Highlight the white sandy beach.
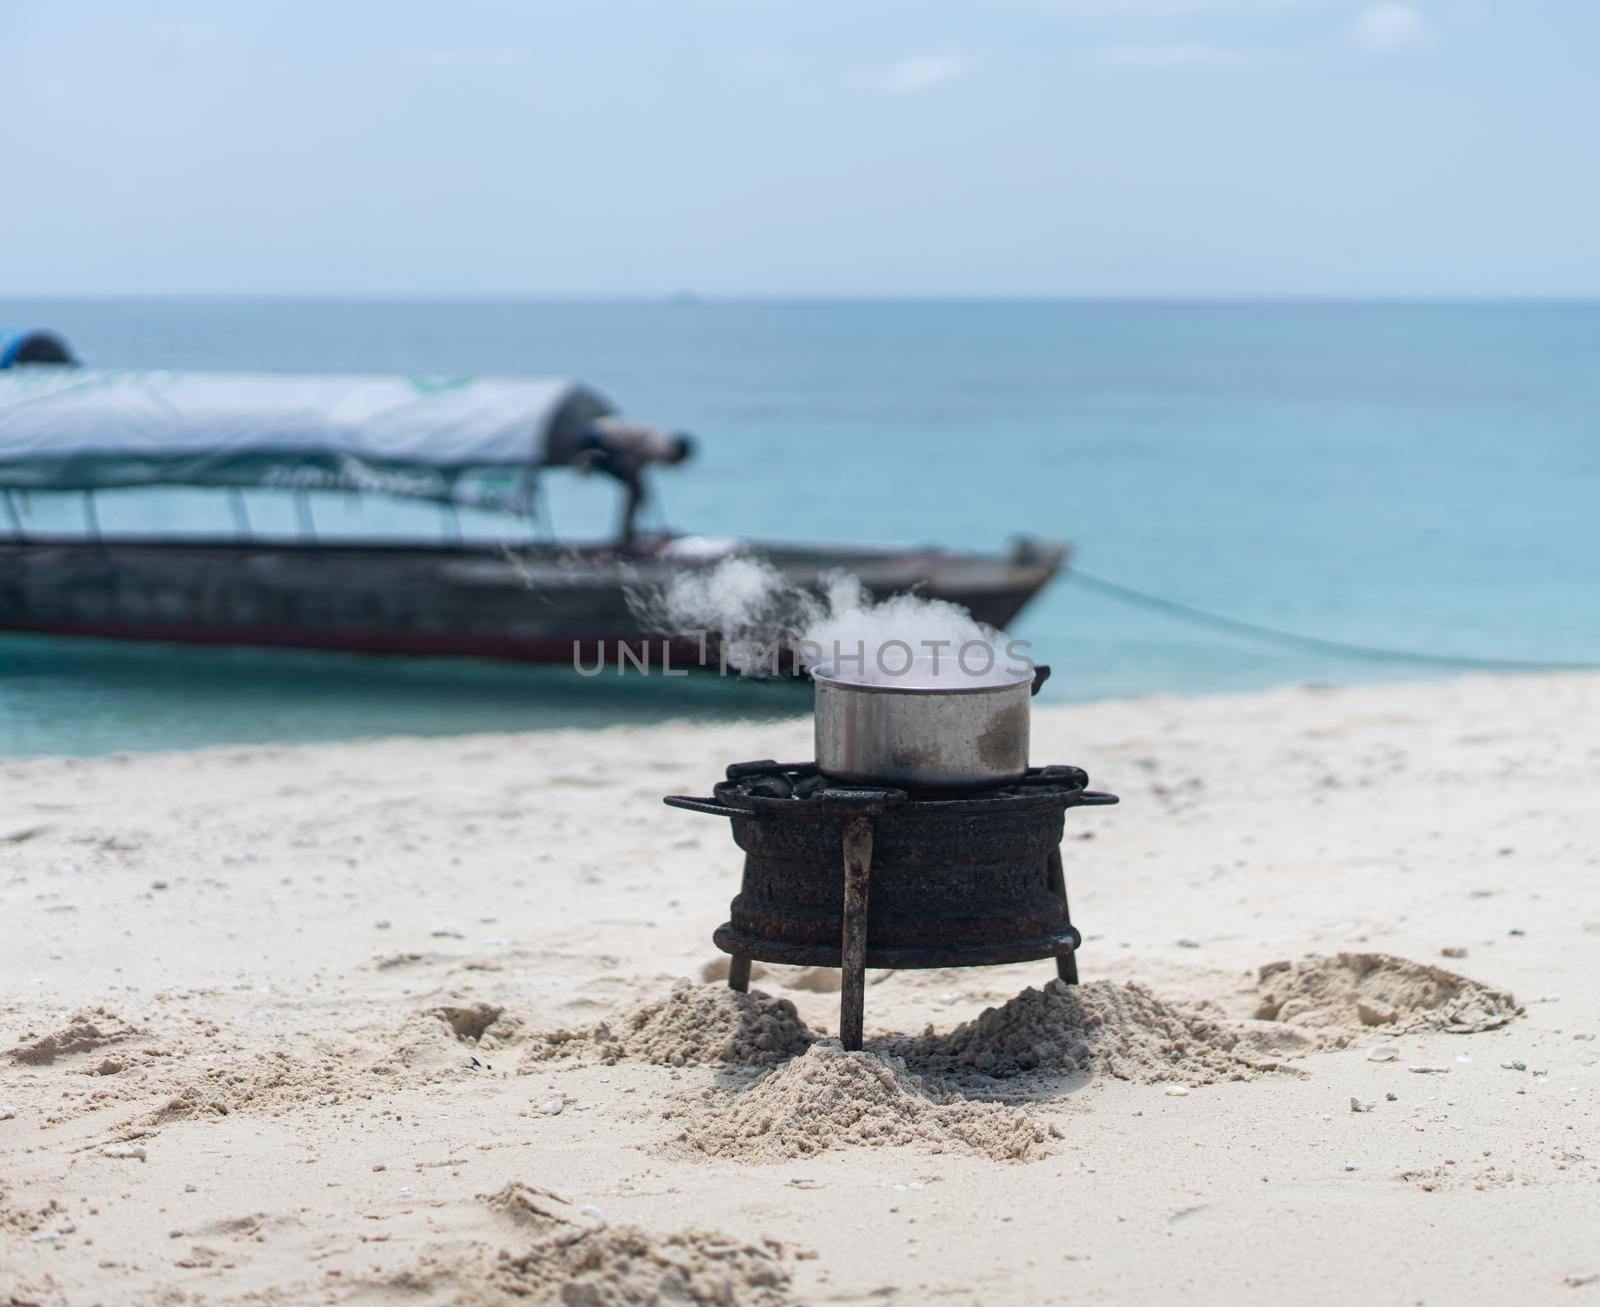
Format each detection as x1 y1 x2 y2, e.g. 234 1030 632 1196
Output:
3 671 1599 1305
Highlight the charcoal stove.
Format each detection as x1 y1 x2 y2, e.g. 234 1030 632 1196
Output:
664 760 1117 1049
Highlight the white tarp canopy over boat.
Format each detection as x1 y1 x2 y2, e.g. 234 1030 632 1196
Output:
0 367 614 509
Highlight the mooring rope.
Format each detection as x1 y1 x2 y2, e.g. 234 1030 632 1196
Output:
1065 567 1600 672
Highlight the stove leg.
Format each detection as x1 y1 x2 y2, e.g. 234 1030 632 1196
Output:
1046 845 1079 986
839 815 874 1052
727 955 751 994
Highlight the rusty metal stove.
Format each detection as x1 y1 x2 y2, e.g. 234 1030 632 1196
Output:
664 760 1118 1050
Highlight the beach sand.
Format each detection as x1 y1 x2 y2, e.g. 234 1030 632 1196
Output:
3 671 1598 1304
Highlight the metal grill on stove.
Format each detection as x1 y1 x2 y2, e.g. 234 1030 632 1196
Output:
665 761 1118 1049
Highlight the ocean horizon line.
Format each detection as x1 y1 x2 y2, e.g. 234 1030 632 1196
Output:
6 292 1600 308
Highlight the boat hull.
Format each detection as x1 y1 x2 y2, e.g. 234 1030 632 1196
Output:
0 536 1066 667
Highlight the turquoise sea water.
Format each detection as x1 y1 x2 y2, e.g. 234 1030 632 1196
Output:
2 298 1597 756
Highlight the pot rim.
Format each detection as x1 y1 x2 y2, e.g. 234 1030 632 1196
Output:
810 662 1034 696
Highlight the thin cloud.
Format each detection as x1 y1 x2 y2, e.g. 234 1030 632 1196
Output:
397 49 527 70
1096 42 1294 67
1350 4 1435 52
854 54 975 95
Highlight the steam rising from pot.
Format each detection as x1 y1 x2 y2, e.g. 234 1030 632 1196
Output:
630 556 1031 685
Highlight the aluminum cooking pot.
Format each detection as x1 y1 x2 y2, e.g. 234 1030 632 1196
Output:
813 660 1051 789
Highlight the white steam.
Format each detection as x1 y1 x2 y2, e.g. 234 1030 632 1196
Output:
631 555 1026 686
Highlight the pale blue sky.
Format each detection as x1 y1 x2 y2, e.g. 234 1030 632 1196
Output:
5 1 1595 296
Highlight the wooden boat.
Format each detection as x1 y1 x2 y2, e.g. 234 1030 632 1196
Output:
0 361 1065 667
0 533 1064 665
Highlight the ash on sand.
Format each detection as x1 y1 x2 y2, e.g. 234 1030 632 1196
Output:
668 1039 1060 1163
879 979 1293 1086
1252 953 1521 1041
474 1183 791 1306
523 980 815 1069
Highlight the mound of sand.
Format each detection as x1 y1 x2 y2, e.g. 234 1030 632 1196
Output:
8 1007 140 1067
525 980 815 1069
881 979 1283 1085
431 1001 522 1046
1252 953 1520 1038
481 1183 791 1305
145 1044 393 1122
669 1039 1059 1163
354 1001 528 1080
10 1001 509 1129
